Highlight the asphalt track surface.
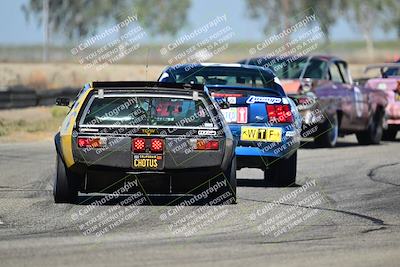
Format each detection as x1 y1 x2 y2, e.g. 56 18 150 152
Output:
0 135 399 267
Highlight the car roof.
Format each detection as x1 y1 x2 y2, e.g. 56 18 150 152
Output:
166 63 276 74
241 54 344 64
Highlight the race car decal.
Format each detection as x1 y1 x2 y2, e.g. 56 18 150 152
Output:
198 130 217 136
246 95 282 104
227 97 236 104
141 128 158 136
354 86 364 118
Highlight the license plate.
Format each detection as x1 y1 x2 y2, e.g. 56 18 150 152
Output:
240 127 282 142
133 154 163 169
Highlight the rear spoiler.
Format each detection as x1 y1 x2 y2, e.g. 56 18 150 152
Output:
90 81 206 92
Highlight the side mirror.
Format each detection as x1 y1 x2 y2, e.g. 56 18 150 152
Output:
56 97 70 106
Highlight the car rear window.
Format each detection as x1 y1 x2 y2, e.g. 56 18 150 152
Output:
209 88 280 97
163 67 274 88
80 95 215 128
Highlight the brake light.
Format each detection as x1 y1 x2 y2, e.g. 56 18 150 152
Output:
150 138 163 152
194 139 219 150
132 138 146 152
77 137 105 148
267 105 293 123
211 93 243 98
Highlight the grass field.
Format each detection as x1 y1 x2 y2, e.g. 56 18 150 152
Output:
0 106 69 142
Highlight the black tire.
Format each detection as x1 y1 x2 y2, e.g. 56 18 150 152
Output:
314 113 338 148
382 128 397 141
222 157 237 204
210 158 236 205
53 154 78 203
264 152 297 186
356 109 384 145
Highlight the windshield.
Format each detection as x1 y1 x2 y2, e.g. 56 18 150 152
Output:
248 58 327 79
384 67 400 77
161 67 274 88
81 95 214 128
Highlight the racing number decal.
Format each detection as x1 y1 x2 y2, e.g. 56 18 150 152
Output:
237 107 248 123
354 86 363 118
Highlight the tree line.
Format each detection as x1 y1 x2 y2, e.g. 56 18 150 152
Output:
23 0 399 58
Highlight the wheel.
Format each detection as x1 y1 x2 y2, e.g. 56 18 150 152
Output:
356 109 384 145
222 157 237 204
210 157 236 204
314 113 338 148
264 152 297 186
382 128 397 141
53 154 78 203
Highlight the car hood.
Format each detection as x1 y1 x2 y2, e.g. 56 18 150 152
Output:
280 79 301 94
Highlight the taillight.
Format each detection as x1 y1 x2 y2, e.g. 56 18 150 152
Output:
194 139 219 150
211 93 243 98
77 137 105 148
150 138 163 152
132 138 146 153
267 105 293 123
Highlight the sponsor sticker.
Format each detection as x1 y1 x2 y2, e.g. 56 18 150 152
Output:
246 95 282 104
227 97 236 104
198 130 217 136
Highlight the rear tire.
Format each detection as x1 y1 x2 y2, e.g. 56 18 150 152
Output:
223 157 237 204
210 157 236 205
382 128 397 141
53 154 78 203
314 113 338 148
264 152 297 186
356 109 384 145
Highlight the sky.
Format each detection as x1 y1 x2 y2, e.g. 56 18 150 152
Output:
0 0 397 45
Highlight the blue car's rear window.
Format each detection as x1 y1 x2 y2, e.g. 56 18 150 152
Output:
81 96 214 127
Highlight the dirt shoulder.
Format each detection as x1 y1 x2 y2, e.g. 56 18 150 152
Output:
0 106 68 143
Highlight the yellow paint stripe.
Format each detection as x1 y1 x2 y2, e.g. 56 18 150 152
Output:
60 88 93 167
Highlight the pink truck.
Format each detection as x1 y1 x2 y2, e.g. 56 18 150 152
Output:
364 62 400 140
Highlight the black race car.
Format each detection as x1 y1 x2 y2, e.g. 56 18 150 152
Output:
54 81 236 204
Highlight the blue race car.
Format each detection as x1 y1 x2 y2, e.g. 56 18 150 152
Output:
158 63 301 185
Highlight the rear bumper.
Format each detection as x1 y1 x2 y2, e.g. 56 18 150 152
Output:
80 166 224 194
235 139 299 158
236 135 300 158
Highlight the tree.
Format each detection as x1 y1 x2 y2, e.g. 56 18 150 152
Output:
340 0 399 58
245 0 340 43
22 0 191 40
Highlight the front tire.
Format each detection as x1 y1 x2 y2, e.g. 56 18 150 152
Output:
356 109 384 145
264 152 297 186
53 154 78 203
382 127 397 141
314 113 338 148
